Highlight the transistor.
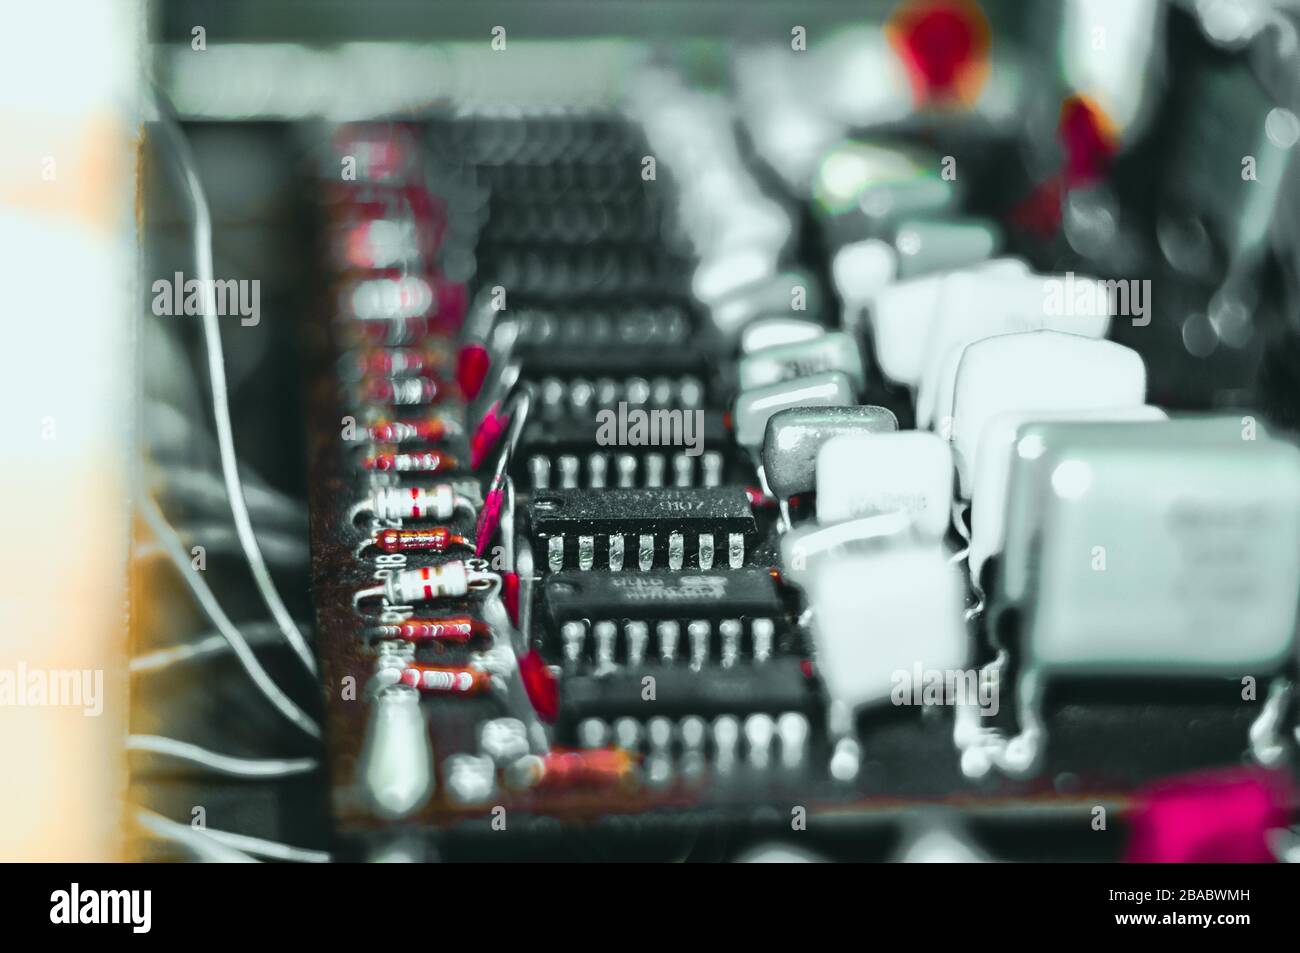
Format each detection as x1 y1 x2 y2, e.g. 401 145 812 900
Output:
528 487 757 571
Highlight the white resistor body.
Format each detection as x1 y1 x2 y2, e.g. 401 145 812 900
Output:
353 484 456 522
385 562 470 603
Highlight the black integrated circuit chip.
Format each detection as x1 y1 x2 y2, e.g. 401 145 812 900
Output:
545 568 782 623
528 487 757 571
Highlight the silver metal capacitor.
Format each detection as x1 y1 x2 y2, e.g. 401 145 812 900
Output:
761 404 898 501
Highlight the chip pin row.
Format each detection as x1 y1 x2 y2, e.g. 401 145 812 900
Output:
558 617 775 671
535 374 705 418
516 308 690 349
528 451 723 491
575 712 810 772
545 530 744 571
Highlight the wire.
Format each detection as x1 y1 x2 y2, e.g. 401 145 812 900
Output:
130 620 295 673
136 809 331 863
150 461 308 528
140 495 321 738
135 809 259 863
196 826 331 863
127 735 319 779
149 86 317 676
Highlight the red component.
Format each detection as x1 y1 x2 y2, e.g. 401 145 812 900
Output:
400 665 491 695
363 451 455 473
799 659 815 680
888 0 991 106
356 346 449 379
371 616 484 644
469 403 510 471
367 417 450 444
1059 94 1117 188
370 526 469 554
456 343 491 400
501 571 520 626
537 747 637 788
473 485 505 558
1124 769 1293 863
517 649 559 723
1009 95 1118 238
744 486 778 509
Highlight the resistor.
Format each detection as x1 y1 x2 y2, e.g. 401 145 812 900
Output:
353 558 497 606
399 665 491 695
366 616 487 644
363 450 455 473
364 377 440 406
348 484 475 523
367 416 455 444
512 747 637 789
350 347 451 379
362 526 470 555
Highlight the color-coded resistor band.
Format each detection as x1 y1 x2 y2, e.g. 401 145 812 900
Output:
366 616 487 643
363 450 456 473
399 665 491 695
364 526 470 555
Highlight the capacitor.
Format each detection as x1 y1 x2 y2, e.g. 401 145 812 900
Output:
353 559 498 606
991 418 1300 775
709 269 822 342
356 686 435 819
809 539 967 713
363 450 456 473
870 258 1027 386
761 405 898 501
947 331 1147 495
348 484 476 523
733 370 854 451
968 405 1166 584
738 331 867 394
816 432 954 539
915 272 1112 429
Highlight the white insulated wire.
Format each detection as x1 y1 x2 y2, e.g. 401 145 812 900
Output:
150 87 317 676
130 620 293 673
126 734 318 778
136 810 331 863
140 496 321 738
